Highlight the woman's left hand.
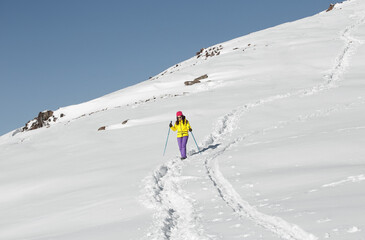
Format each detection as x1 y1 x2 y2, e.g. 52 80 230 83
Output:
189 128 192 132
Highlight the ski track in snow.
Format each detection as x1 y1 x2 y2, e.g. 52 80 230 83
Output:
141 158 210 240
141 8 365 240
305 9 365 95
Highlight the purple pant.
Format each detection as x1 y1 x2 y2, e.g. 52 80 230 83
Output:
177 136 188 158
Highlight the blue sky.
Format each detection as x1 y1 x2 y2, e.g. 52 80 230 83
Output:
0 0 339 136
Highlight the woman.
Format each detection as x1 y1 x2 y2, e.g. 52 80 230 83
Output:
169 111 192 159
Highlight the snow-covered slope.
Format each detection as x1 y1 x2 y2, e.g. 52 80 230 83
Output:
1 1 365 239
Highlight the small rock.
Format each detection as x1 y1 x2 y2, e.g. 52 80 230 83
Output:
195 74 208 81
326 3 335 12
98 126 106 131
196 48 205 56
185 79 200 86
122 119 129 124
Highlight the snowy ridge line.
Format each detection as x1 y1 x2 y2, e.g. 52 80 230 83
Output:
141 158 210 240
57 8 365 131
13 6 363 137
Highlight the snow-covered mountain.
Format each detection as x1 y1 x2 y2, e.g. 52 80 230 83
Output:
1 1 365 239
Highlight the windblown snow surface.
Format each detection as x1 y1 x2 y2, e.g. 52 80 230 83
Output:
1 1 365 239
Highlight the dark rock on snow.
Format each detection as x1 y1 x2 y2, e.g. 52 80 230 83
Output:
326 4 335 12
98 126 106 131
23 110 54 131
184 74 208 86
22 111 66 132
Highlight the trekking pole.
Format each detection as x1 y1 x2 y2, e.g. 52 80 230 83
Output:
191 131 201 154
163 121 172 156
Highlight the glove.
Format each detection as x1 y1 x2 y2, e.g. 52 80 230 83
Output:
169 122 173 128
189 128 192 132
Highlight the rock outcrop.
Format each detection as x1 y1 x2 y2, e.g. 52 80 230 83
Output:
196 45 223 59
22 110 64 131
326 4 335 12
184 74 208 86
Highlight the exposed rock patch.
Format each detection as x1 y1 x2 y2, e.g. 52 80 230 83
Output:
196 45 223 59
22 110 66 132
195 74 208 81
98 126 106 131
23 110 56 131
184 74 208 86
326 3 335 12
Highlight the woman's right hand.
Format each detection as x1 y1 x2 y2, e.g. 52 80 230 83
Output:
169 122 173 127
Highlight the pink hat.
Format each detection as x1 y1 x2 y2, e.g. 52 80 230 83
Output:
176 111 183 117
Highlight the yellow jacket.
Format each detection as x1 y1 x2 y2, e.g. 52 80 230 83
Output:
171 120 191 138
